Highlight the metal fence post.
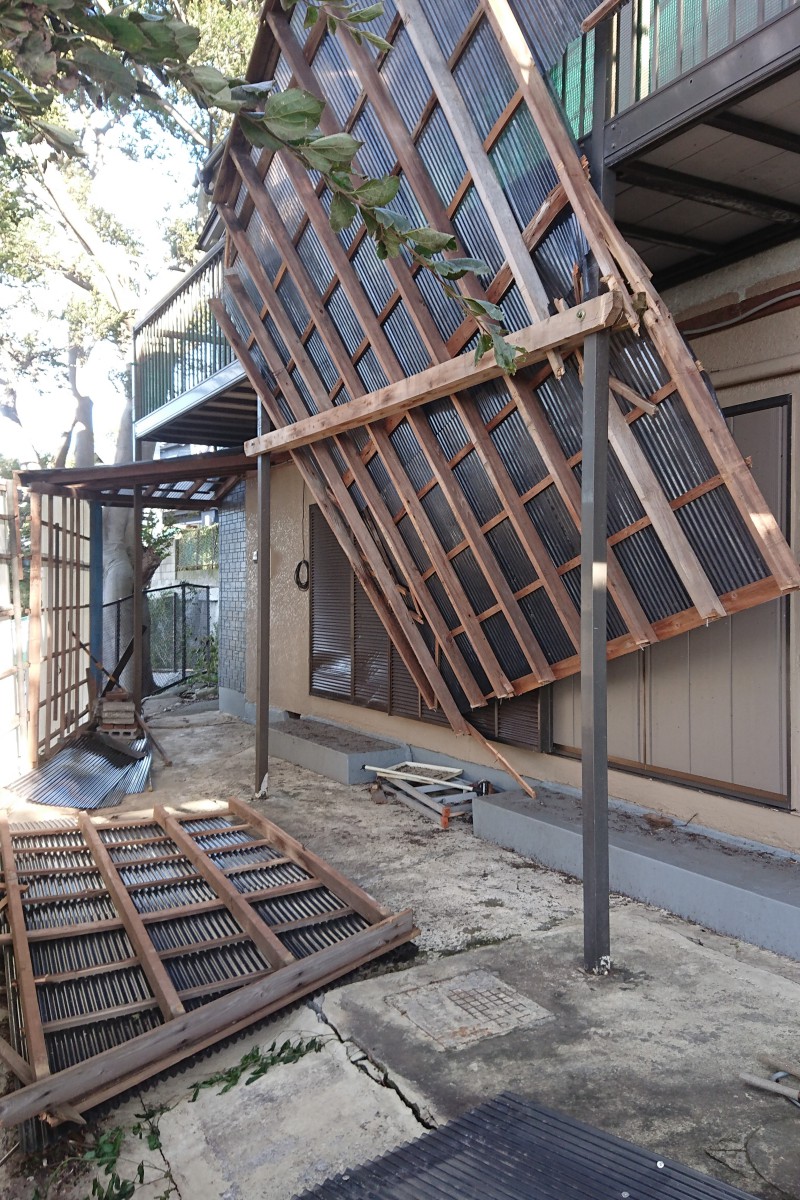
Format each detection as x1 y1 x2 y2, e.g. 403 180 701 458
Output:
581 15 614 973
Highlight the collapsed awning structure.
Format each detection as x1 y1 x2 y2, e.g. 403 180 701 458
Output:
0 798 415 1138
208 0 800 766
15 451 258 767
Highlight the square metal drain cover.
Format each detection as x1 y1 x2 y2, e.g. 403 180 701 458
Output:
386 969 551 1050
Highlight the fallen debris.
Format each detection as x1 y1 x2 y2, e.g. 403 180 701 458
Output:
0 797 416 1138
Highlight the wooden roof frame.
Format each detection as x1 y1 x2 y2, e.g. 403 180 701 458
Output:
206 0 798 759
16 450 259 511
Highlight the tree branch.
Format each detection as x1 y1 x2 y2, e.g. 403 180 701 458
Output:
37 164 135 314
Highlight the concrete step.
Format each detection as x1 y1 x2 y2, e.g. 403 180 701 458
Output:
474 786 800 960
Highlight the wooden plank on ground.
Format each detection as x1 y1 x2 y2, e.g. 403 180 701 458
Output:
0 822 50 1079
0 910 416 1127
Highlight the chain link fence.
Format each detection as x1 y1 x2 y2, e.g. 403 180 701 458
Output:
103 582 212 695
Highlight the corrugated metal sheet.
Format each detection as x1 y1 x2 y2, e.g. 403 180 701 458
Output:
7 736 152 810
296 1092 757 1199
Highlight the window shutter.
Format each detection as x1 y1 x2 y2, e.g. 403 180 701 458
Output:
354 581 389 710
310 506 353 699
496 689 553 753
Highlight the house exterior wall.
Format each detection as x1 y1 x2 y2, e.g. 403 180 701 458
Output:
262 242 800 855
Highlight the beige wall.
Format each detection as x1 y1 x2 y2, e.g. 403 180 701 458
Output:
259 248 800 855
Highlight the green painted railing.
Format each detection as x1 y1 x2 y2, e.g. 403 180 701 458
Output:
133 241 233 421
549 0 796 139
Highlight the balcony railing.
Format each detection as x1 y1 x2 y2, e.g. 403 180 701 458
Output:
133 241 234 422
548 0 796 139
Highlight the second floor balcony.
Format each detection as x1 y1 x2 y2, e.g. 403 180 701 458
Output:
133 241 257 448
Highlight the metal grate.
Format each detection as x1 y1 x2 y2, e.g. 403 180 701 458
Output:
296 1092 758 1199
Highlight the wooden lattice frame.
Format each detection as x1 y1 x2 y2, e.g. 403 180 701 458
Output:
0 798 415 1128
209 0 799 757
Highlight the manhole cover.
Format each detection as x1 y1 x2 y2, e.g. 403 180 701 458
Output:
386 969 551 1050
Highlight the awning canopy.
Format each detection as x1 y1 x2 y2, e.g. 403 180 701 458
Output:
16 450 259 511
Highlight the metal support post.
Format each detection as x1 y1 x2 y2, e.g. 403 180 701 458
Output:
132 486 143 709
255 403 271 796
89 502 104 699
581 16 614 972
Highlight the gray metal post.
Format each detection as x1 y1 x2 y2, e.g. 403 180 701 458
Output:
132 486 143 709
255 403 271 796
89 501 104 697
581 16 614 972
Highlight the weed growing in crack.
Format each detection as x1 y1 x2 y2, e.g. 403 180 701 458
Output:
188 1035 326 1101
28 1037 325 1199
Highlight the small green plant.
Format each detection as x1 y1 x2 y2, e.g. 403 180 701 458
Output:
190 627 219 688
28 1036 325 1199
188 1035 325 1102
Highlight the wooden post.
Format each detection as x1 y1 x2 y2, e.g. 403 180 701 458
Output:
256 401 270 797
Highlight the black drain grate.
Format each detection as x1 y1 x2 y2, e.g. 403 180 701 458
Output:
295 1093 756 1200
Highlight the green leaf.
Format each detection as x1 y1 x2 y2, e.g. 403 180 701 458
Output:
355 175 400 207
308 131 362 166
350 2 385 22
473 333 493 364
362 30 393 52
304 5 319 27
372 206 414 235
330 192 357 233
32 120 86 156
407 227 456 253
262 87 324 142
239 114 284 150
463 296 505 323
71 44 139 98
190 64 234 96
427 255 487 280
491 331 522 373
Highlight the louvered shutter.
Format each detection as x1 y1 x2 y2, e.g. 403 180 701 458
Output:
310 506 353 699
354 581 389 710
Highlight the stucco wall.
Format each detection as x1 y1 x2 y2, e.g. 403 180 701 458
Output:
259 245 800 854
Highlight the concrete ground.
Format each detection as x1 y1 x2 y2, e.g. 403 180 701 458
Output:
2 709 800 1200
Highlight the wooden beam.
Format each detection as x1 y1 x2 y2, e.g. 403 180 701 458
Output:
78 814 186 1021
222 209 514 703
211 285 469 720
0 1035 86 1127
406 410 555 683
0 823 50 1079
154 808 295 968
450 394 582 650
244 294 621 457
607 397 726 620
512 384 656 645
0 911 417 1128
387 0 565 377
581 0 628 32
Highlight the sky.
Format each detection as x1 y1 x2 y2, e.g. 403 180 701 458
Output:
1 119 200 468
